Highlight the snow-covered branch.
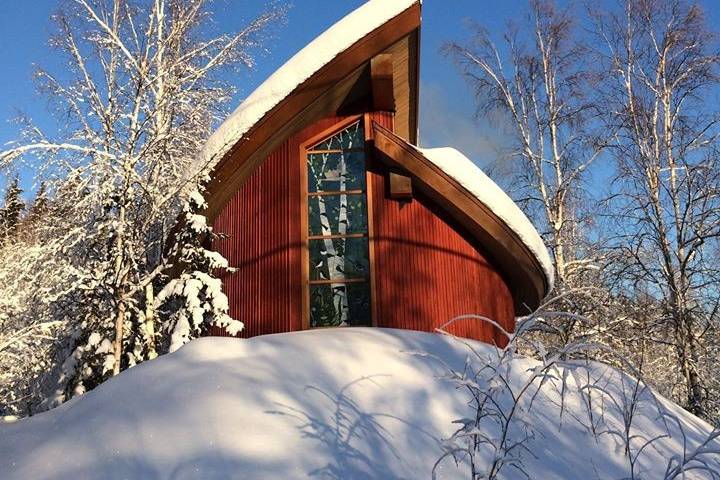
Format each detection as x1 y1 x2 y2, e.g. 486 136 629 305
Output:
0 0 286 416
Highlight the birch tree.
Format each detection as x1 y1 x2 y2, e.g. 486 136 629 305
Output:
0 0 285 414
309 153 349 324
308 123 365 325
594 0 720 418
444 0 607 330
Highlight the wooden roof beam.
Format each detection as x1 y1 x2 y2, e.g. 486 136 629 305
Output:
371 53 395 112
204 3 421 221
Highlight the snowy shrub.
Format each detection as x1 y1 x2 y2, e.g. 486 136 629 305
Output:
433 311 720 480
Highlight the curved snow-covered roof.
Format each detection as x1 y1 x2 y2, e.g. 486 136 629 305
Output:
417 147 555 293
371 122 552 309
199 0 553 308
200 0 419 171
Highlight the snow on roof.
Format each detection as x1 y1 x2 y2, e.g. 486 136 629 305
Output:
1 328 715 479
199 0 419 169
417 146 555 292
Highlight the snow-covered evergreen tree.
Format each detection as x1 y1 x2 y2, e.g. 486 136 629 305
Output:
25 182 48 225
0 176 25 241
156 178 243 353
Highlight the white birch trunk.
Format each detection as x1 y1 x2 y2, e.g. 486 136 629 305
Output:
314 149 349 325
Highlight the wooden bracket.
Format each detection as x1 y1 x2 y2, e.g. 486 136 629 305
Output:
371 53 395 112
388 171 413 200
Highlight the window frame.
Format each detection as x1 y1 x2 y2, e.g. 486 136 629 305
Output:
299 114 378 329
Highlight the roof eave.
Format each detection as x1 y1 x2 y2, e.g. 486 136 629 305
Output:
371 121 549 312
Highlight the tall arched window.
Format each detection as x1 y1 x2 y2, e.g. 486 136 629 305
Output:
305 120 372 327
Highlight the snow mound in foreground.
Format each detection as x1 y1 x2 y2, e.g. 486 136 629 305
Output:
0 328 716 479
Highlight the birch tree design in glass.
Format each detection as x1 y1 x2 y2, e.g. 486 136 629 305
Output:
307 121 371 327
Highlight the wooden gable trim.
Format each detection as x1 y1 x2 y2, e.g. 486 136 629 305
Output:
371 121 548 312
204 3 422 222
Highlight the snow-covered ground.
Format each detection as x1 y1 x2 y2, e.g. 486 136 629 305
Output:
1 328 717 479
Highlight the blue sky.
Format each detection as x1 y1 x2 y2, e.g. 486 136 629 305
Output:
0 0 529 196
1 0 719 197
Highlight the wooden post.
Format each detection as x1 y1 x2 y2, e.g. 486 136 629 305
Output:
388 171 413 200
371 54 395 112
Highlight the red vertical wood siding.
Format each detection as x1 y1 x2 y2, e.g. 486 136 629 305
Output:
212 112 515 345
211 117 345 338
368 111 515 346
212 141 301 337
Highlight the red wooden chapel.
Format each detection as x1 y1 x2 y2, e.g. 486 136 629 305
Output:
199 0 553 344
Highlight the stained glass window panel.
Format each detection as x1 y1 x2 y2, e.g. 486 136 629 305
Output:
309 237 370 281
307 151 366 193
346 283 372 326
310 283 372 328
308 194 367 236
310 284 341 327
311 121 364 151
306 120 372 329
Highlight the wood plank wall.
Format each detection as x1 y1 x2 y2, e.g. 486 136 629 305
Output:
211 117 343 338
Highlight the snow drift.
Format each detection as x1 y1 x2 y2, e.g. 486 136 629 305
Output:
0 328 716 479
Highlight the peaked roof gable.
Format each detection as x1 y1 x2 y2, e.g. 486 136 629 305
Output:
198 0 554 309
201 0 421 220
